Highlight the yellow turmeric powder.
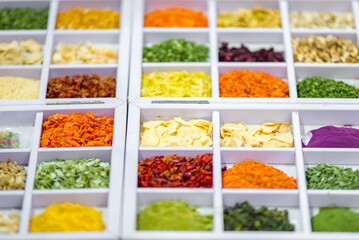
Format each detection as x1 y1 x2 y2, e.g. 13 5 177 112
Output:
29 202 106 232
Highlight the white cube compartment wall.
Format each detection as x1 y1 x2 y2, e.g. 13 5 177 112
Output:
124 103 359 240
0 103 127 240
129 0 359 104
0 0 131 105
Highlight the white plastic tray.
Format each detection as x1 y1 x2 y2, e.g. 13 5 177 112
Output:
124 102 359 240
0 0 132 105
0 103 127 240
129 0 359 105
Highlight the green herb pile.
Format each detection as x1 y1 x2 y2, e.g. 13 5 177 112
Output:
297 76 359 98
0 8 48 30
34 158 110 189
312 207 359 232
224 201 295 231
142 39 209 62
306 164 359 190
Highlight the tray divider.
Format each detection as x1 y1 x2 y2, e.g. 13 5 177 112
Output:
129 0 145 102
19 112 43 234
117 0 132 102
38 0 58 103
280 0 297 99
209 0 219 100
212 111 223 233
123 104 141 237
291 111 311 233
106 105 127 236
352 0 359 42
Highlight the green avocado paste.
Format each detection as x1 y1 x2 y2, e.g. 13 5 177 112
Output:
137 200 213 230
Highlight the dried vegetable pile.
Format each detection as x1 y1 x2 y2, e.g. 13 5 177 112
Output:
219 70 289 98
140 117 213 147
217 7 281 28
34 158 110 189
306 164 359 190
297 77 359 98
290 11 354 29
0 131 20 149
220 122 294 147
143 39 209 62
224 202 294 231
144 7 208 27
137 200 212 230
56 8 120 29
47 74 116 98
219 43 284 62
222 160 297 189
0 159 26 190
0 39 43 65
40 112 114 148
0 8 48 30
0 210 20 233
29 203 105 232
52 42 118 64
141 71 211 97
0 77 40 100
292 35 359 63
312 207 359 232
138 154 213 188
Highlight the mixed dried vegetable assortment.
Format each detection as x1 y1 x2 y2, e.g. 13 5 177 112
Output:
143 39 209 62
40 112 114 148
297 77 359 98
222 160 297 189
46 74 116 98
144 7 208 27
34 158 110 189
219 70 289 98
0 159 26 190
138 154 213 188
0 131 20 149
56 8 120 29
219 42 284 62
224 202 294 231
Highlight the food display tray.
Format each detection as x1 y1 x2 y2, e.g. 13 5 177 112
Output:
0 0 132 106
129 0 359 105
123 102 359 240
1 103 127 240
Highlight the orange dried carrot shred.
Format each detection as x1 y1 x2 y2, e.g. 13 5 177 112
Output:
144 7 208 27
219 70 289 98
40 112 114 148
222 160 297 189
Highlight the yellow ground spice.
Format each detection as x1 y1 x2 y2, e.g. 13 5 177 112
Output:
29 202 105 232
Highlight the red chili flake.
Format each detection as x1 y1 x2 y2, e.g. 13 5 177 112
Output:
138 154 213 188
46 74 116 98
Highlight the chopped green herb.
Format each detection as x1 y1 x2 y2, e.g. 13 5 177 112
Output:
306 164 359 190
224 201 294 231
34 158 110 189
0 8 48 30
297 76 359 98
143 39 209 62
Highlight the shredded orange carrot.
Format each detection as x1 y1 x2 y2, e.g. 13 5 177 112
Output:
144 7 208 27
222 160 297 189
219 70 289 98
40 112 114 148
